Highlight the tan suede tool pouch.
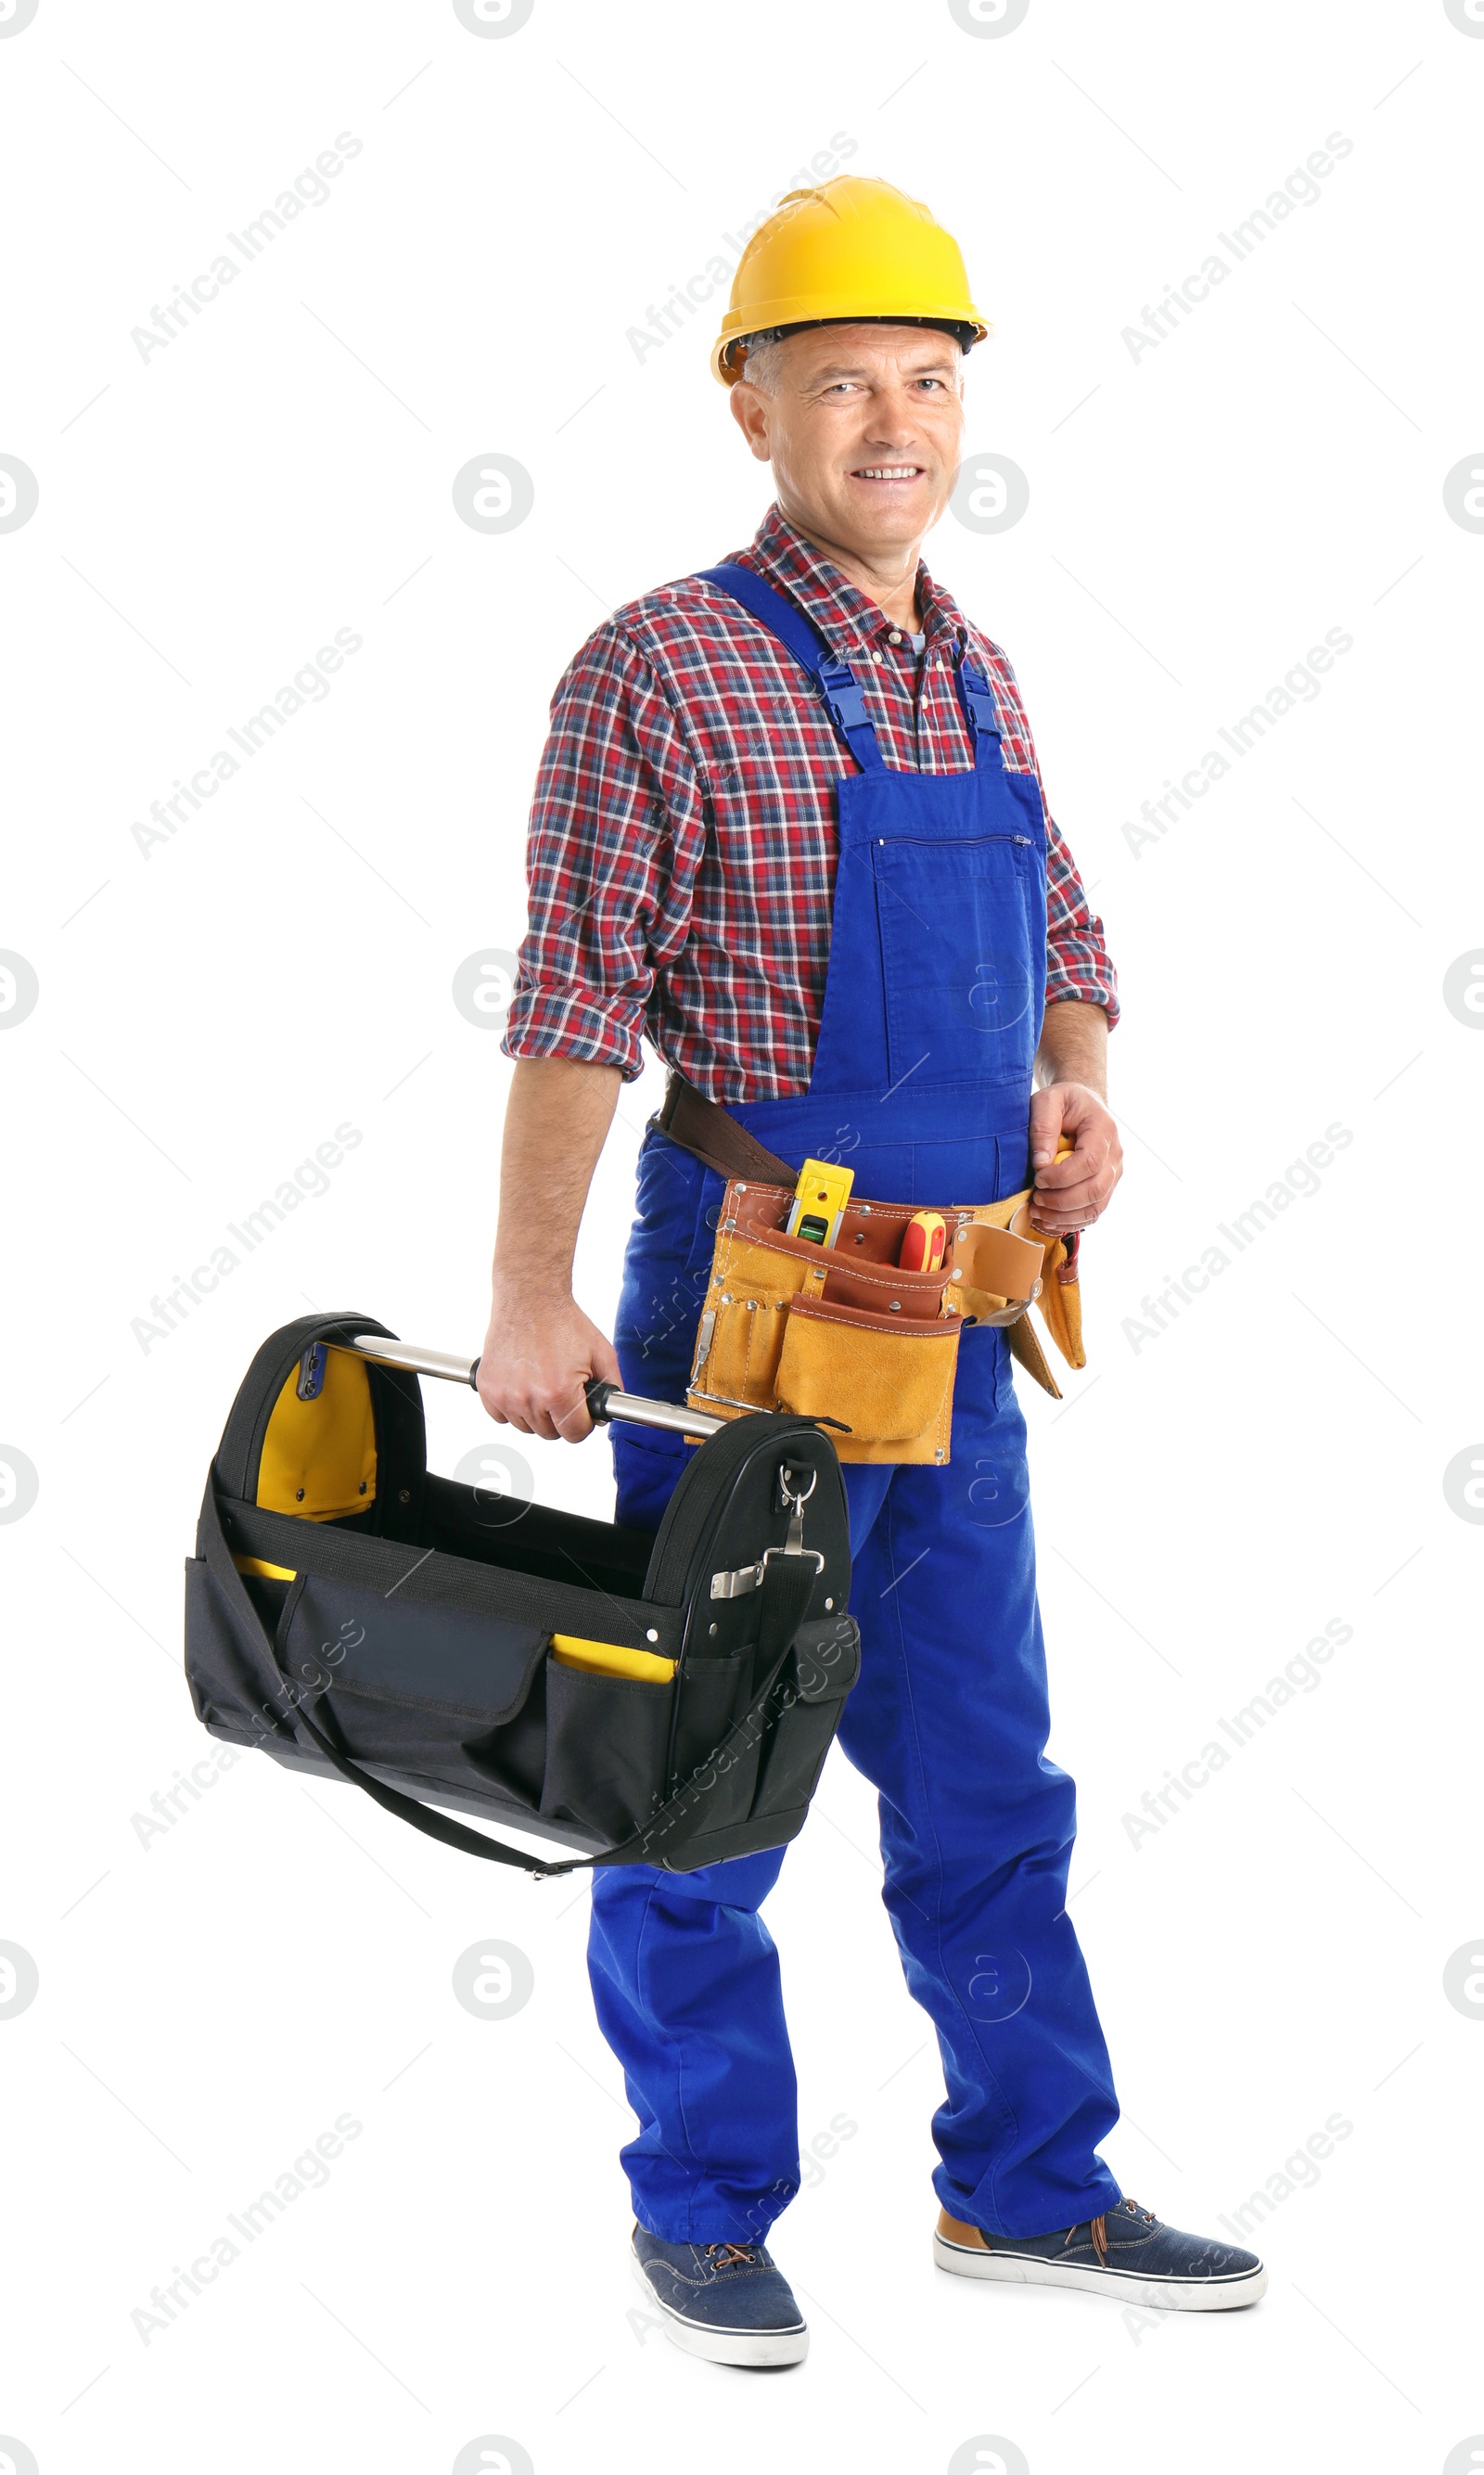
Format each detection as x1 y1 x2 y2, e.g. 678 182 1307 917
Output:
686 1161 1086 1463
686 1180 961 1464
773 1293 962 1462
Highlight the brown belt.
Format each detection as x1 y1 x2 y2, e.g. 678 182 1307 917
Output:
655 1070 798 1185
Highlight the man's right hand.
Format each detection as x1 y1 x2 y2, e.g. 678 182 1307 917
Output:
475 1281 623 1443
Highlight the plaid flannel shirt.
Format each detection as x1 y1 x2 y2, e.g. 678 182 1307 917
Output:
502 503 1118 1101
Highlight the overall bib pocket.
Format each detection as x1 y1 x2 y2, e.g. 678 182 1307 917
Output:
876 835 1036 1090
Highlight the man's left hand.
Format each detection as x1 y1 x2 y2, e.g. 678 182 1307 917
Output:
1028 1083 1123 1235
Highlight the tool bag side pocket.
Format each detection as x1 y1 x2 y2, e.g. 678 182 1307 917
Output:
746 1612 862 1829
539 1654 675 1846
774 1292 962 1461
668 1654 759 1791
185 1551 290 1749
278 1571 552 1804
671 1614 863 1869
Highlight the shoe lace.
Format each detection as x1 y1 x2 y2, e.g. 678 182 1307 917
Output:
1065 2197 1157 2261
702 2242 759 2270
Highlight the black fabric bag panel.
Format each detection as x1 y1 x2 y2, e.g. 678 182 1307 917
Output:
791 1613 862 1705
656 1692 768 1845
653 1626 859 1872
301 1684 551 1817
670 1807 817 1868
277 1572 552 1804
740 1613 861 1835
667 1654 757 1786
647 1417 851 1619
184 1554 294 1751
668 1617 856 1845
748 1688 854 1830
420 1469 656 1604
217 1496 686 1661
281 1573 548 1724
539 1658 675 1844
615 1611 859 1873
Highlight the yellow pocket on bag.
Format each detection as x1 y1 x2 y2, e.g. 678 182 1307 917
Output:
773 1293 962 1464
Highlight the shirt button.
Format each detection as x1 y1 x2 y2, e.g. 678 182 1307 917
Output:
871 649 884 664
889 630 902 646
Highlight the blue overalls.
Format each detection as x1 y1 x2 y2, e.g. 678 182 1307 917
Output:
588 562 1122 2243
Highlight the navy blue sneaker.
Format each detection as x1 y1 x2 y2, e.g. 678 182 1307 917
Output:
935 2196 1266 2311
632 2225 809 2366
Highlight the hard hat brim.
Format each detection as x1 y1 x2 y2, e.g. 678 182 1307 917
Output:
713 308 993 387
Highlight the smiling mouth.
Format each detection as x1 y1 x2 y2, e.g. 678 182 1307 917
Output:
851 464 925 481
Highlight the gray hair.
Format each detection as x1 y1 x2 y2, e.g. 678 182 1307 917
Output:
735 335 787 394
735 324 966 397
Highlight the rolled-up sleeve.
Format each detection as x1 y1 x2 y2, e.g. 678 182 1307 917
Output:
501 623 706 1081
1043 815 1119 1028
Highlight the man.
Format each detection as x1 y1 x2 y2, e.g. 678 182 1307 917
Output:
481 176 1265 2366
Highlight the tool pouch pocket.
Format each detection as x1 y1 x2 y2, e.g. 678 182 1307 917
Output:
773 1292 962 1464
686 1211 833 1418
687 1180 962 1463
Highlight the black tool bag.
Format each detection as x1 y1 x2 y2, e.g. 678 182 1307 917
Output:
184 1314 860 1876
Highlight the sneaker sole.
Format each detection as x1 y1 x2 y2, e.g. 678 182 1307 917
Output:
933 2232 1267 2313
630 2253 810 2366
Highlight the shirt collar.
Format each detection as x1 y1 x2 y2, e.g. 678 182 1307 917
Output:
741 501 966 660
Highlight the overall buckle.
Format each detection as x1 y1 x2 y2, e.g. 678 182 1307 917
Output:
817 658 873 741
958 673 1003 743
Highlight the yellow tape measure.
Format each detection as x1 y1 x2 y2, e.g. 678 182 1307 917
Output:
784 1158 855 1248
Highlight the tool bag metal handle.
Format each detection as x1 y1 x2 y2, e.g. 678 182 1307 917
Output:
341 1336 726 1440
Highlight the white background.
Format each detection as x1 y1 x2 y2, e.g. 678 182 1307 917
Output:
2 1 1481 2470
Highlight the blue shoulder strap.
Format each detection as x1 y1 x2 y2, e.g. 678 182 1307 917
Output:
698 563 1006 776
955 656 1006 770
696 562 886 774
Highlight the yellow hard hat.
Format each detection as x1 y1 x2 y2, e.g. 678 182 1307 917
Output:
711 173 991 388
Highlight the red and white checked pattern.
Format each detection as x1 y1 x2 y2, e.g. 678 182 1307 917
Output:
502 502 1119 1101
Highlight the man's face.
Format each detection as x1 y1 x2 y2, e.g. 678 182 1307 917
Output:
730 324 966 556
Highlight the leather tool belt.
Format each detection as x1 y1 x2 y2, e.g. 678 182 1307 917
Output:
657 1073 1086 1466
